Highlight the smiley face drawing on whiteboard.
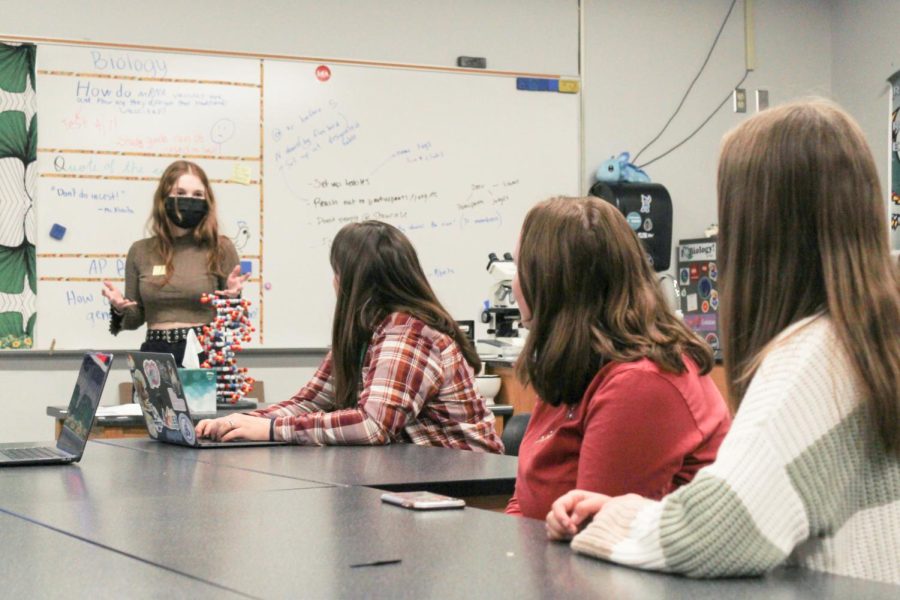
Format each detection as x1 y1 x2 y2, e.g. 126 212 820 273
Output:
210 118 236 145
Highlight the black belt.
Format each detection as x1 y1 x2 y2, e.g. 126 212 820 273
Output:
145 326 205 344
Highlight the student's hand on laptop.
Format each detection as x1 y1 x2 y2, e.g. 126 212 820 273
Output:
195 414 270 441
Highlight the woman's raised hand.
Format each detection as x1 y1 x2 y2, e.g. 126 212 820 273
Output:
101 281 138 313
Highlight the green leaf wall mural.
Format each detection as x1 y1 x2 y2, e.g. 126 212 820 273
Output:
0 42 36 349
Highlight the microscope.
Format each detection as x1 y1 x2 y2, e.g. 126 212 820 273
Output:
479 253 524 355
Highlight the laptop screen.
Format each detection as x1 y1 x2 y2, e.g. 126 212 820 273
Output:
57 353 113 456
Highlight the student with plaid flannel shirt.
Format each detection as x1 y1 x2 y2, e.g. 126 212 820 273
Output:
197 221 503 453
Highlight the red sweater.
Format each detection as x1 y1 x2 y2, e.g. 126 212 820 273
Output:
506 357 731 520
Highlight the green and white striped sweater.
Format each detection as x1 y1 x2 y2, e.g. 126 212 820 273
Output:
571 315 900 584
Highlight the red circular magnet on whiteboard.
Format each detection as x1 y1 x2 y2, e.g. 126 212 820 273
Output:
315 65 331 81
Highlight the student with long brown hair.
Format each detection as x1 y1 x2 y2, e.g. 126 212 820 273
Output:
101 160 248 366
196 220 503 452
547 100 900 584
505 196 731 519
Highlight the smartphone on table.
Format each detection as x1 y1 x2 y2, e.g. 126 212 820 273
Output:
380 491 466 510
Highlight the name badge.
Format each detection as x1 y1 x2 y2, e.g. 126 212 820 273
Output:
152 265 166 276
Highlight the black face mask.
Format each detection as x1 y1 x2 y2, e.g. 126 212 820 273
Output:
165 196 208 229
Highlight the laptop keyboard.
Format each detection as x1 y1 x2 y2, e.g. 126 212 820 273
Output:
1 447 65 460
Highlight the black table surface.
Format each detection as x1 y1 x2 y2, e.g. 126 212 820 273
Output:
0 512 248 599
0 442 325 506
2 483 896 600
97 437 519 496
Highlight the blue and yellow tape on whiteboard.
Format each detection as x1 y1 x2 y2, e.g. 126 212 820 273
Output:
516 78 580 94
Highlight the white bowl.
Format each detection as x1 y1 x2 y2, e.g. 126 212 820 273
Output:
475 375 502 405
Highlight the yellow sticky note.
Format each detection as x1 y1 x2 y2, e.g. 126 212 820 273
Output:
230 163 252 185
152 265 166 276
558 79 580 94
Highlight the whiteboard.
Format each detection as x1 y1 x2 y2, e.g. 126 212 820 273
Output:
34 45 263 350
24 41 579 349
262 60 580 346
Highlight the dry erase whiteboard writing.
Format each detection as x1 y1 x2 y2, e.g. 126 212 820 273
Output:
261 60 579 347
22 41 578 349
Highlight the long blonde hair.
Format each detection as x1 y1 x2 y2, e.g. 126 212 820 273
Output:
718 99 900 452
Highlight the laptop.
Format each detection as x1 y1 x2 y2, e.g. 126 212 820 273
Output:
127 351 285 448
0 352 113 466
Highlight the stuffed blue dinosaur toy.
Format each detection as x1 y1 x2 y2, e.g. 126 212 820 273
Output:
596 152 651 183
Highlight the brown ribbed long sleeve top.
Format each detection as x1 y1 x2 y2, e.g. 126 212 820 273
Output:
111 235 239 334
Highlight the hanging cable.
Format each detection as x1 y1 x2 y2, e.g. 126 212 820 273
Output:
632 0 740 164
637 68 750 169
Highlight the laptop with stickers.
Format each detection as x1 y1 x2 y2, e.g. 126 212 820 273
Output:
0 352 113 466
126 351 284 448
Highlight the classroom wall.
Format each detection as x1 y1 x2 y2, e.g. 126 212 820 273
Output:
830 0 899 247
4 0 579 73
0 0 578 442
0 0 839 441
582 0 833 256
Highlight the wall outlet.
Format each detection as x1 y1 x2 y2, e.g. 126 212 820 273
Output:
756 89 769 111
733 88 747 113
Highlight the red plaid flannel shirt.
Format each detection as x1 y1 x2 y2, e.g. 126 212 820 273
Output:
249 313 504 453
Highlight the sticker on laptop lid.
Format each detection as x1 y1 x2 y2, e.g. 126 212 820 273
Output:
163 407 177 429
144 360 161 389
178 413 196 445
167 387 187 412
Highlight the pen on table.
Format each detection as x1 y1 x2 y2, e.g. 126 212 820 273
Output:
349 559 402 568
